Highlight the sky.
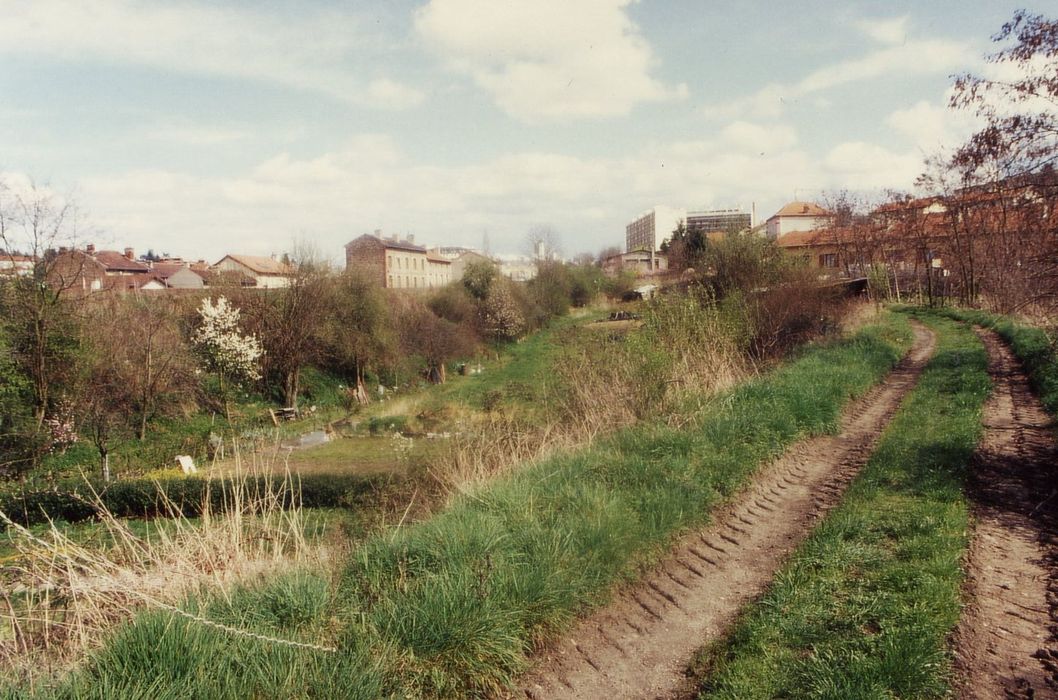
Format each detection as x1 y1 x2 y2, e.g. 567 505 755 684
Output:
0 0 1030 262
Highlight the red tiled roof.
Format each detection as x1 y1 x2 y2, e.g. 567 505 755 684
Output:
770 201 830 219
93 250 150 273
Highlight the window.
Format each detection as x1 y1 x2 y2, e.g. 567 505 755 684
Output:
819 253 837 268
387 255 392 268
388 275 393 287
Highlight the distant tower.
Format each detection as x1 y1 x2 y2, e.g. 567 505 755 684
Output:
482 230 491 256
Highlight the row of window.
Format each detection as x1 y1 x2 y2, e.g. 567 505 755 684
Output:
387 254 428 271
386 274 451 289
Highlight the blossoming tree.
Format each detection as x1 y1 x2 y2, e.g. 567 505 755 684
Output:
191 296 262 421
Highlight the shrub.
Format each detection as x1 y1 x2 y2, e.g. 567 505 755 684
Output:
0 473 386 529
366 415 409 435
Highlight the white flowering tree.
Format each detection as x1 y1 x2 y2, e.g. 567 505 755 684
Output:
191 296 262 421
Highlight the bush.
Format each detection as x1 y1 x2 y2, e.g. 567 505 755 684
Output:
366 415 409 435
0 473 386 529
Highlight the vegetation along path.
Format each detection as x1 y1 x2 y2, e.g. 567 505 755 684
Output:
954 328 1058 699
517 322 936 700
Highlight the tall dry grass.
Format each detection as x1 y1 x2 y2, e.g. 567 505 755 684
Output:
0 448 322 688
431 289 754 493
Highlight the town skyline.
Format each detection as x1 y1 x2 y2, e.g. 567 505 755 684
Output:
0 0 1023 261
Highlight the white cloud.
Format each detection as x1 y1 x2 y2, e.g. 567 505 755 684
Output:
0 0 421 111
823 141 922 189
886 100 978 151
366 79 426 110
703 37 973 120
854 16 909 45
414 0 686 122
720 121 799 153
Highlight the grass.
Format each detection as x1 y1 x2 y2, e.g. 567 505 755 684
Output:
931 306 1058 420
692 313 989 699
24 312 915 698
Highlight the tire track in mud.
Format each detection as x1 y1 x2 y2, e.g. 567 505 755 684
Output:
514 322 936 700
953 329 1058 700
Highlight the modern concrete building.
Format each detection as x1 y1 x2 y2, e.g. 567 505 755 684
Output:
686 207 753 236
625 206 685 253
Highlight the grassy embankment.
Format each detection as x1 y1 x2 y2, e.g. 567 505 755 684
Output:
21 313 915 699
693 313 990 698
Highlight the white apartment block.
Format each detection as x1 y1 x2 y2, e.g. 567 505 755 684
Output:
625 206 686 253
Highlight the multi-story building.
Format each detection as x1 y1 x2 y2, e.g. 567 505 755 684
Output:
625 206 685 253
345 232 452 289
686 207 753 236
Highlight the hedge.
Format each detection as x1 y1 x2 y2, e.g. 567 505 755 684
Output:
0 473 388 529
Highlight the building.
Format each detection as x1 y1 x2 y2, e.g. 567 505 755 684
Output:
448 250 494 282
211 254 292 288
601 250 669 277
765 202 832 239
625 206 685 253
496 255 537 282
0 253 35 277
425 252 453 288
345 233 451 289
48 245 150 293
774 230 843 272
151 262 207 289
686 208 753 236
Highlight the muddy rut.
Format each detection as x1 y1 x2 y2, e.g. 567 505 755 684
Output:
954 329 1058 700
515 322 936 700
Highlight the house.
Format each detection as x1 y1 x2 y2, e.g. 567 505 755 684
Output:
601 250 669 277
211 254 292 288
775 229 845 272
425 252 453 288
151 263 207 289
0 253 36 277
766 202 832 239
47 245 150 293
448 250 495 281
345 233 441 289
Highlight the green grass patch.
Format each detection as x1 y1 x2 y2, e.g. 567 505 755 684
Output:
931 306 1058 420
28 313 914 699
693 314 989 699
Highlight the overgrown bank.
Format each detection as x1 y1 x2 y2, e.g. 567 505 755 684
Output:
693 314 989 699
30 313 914 698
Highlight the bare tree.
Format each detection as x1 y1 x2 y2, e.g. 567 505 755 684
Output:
526 224 562 261
0 178 87 428
245 244 331 408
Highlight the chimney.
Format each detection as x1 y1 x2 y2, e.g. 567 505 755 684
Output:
270 252 277 261
124 247 134 260
86 243 96 254
406 234 415 245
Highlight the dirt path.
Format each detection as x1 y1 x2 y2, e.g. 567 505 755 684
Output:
515 322 936 700
953 329 1058 699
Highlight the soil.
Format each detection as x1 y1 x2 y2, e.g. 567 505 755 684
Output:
953 329 1058 699
514 322 937 700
